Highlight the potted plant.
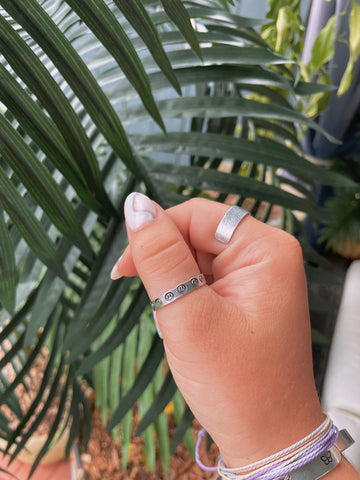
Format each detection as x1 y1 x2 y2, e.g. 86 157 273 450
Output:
0 0 354 477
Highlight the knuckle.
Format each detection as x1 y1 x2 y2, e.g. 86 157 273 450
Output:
186 197 207 210
140 237 192 275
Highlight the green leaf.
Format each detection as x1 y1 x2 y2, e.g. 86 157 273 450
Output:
66 382 82 459
338 0 360 96
137 315 157 470
0 207 16 314
124 96 330 138
0 13 114 214
311 328 329 345
113 0 181 95
153 367 170 474
182 6 265 29
294 81 337 95
64 218 131 357
170 403 195 453
310 14 337 71
109 343 123 439
148 160 316 213
136 132 352 187
160 0 202 59
136 371 177 435
65 0 165 130
0 114 93 256
0 63 104 215
75 285 148 374
0 169 65 278
160 44 290 70
24 273 65 347
107 335 164 431
111 65 293 104
0 310 56 404
8 356 65 460
29 368 73 477
348 1 360 61
120 325 138 468
0 370 23 420
0 0 140 192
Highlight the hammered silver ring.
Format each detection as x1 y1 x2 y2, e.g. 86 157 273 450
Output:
215 206 250 244
151 274 206 311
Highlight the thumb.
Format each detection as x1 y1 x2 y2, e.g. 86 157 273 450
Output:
122 192 212 339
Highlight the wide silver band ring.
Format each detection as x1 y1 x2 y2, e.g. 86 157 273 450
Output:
215 206 250 244
151 274 206 311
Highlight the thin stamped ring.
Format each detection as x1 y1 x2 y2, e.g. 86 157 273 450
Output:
215 206 249 244
151 274 206 311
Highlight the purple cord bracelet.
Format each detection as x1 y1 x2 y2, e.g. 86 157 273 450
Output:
195 418 339 479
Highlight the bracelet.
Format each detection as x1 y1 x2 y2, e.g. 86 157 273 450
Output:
195 416 354 480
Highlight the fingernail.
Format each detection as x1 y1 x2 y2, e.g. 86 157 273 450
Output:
152 310 163 339
110 255 123 280
124 192 157 232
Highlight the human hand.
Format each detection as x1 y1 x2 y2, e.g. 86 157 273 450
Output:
111 193 323 467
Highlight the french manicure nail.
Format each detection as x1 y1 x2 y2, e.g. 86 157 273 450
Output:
124 192 157 232
110 255 123 280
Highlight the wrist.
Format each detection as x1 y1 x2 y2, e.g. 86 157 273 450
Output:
218 390 324 468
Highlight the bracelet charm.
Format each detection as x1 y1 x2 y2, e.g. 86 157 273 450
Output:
287 429 354 480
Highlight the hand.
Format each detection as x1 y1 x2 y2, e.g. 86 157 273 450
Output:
111 193 323 467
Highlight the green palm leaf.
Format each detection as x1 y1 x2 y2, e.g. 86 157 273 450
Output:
161 0 203 59
64 0 165 130
0 169 65 277
0 207 16 314
113 0 181 94
0 115 92 256
0 13 114 214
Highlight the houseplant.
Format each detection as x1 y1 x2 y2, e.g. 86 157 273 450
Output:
0 0 355 477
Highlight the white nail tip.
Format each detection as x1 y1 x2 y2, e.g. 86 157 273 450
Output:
110 262 122 280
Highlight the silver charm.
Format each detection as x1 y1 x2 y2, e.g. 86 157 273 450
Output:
151 274 206 311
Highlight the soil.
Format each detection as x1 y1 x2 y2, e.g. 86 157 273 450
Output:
78 409 218 480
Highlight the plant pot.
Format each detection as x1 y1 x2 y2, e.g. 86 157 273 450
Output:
332 239 360 260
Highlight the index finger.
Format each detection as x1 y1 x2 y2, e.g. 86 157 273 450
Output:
112 198 279 279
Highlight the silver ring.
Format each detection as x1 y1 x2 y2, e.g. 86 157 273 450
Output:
151 274 206 311
215 206 249 244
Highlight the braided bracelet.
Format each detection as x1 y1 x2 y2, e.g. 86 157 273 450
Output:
195 415 354 480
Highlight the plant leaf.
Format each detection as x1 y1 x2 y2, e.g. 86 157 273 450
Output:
309 13 337 71
136 132 353 187
113 0 181 95
0 169 65 278
29 368 73 477
170 403 195 453
0 114 93 256
0 13 114 214
0 207 16 314
75 285 148 374
107 335 164 430
0 0 140 191
65 0 165 130
136 371 177 435
124 95 331 139
23 272 65 347
0 63 104 215
160 0 202 59
338 0 360 96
